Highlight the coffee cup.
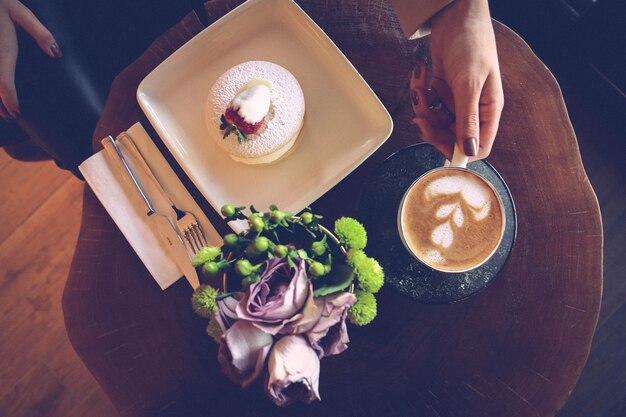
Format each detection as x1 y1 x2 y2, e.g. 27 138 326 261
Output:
398 144 505 273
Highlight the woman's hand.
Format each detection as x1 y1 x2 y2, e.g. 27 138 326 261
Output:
411 0 503 161
0 0 62 121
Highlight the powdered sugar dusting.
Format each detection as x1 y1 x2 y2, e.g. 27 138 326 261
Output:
205 61 305 159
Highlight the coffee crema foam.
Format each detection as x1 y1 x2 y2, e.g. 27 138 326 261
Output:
401 169 504 272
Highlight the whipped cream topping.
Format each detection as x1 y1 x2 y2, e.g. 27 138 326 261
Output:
231 79 272 124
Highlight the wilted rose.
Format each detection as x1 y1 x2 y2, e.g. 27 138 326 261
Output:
217 320 274 388
236 258 317 335
266 335 321 407
306 291 356 358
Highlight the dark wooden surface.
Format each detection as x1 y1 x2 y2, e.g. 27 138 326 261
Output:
62 1 603 416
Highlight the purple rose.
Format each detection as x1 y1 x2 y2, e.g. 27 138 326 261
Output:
306 292 356 358
217 320 273 388
284 291 357 358
236 258 317 335
266 335 321 407
214 293 241 332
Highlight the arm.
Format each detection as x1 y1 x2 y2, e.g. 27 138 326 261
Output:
0 0 62 120
393 0 504 161
388 0 453 39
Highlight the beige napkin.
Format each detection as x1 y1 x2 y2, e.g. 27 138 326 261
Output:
79 123 222 289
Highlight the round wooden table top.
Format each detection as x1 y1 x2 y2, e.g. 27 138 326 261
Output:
63 2 602 416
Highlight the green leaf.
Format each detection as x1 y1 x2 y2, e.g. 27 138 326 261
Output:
270 204 279 211
313 264 355 297
219 115 229 130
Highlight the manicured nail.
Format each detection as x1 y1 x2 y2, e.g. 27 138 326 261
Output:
463 137 478 156
50 43 63 58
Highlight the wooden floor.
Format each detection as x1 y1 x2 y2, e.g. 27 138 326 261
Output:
0 150 117 417
0 81 623 417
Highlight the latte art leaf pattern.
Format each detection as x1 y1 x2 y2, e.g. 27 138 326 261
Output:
432 221 454 248
426 176 492 252
453 206 464 227
400 169 504 272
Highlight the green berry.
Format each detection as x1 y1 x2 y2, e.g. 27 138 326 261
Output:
191 285 219 318
348 291 377 326
202 261 219 277
311 241 326 256
253 236 270 252
270 210 285 223
235 259 252 276
300 212 314 224
324 265 331 274
273 245 289 258
355 257 384 293
334 217 367 250
245 238 270 258
249 216 265 232
241 275 259 290
309 261 326 277
221 204 236 218
192 246 221 267
223 233 239 248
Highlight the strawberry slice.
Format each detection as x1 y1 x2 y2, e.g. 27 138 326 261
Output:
220 106 266 144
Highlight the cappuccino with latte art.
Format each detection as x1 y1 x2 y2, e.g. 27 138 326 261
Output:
399 168 505 272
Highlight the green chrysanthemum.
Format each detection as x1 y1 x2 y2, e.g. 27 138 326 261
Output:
346 248 367 267
355 257 384 293
192 246 222 267
206 317 223 344
334 217 367 250
348 291 377 326
191 285 219 318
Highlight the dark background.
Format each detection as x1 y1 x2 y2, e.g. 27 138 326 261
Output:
491 0 626 416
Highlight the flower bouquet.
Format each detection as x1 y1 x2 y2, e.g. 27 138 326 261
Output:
190 204 383 406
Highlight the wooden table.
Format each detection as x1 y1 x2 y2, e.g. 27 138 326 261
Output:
63 1 603 416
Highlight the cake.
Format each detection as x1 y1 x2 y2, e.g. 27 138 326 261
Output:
205 61 305 165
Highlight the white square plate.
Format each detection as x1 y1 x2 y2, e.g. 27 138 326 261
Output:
137 0 393 232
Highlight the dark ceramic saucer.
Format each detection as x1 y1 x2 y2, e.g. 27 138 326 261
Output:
357 144 516 303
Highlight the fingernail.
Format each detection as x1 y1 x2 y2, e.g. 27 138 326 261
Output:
50 43 63 58
463 137 478 156
410 90 419 105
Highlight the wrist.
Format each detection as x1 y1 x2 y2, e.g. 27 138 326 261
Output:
432 0 490 27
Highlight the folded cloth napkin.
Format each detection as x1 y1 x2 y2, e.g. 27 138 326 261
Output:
79 122 222 289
